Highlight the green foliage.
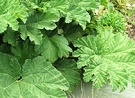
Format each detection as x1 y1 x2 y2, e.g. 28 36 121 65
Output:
0 0 28 33
73 27 135 91
98 9 126 33
0 0 135 97
11 40 38 64
54 59 81 92
35 34 72 63
0 53 69 98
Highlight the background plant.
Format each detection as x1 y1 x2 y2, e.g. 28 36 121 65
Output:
98 3 126 33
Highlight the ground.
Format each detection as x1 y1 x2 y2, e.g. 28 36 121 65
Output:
126 3 135 40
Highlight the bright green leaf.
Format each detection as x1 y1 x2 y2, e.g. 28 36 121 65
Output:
73 28 135 91
35 35 72 63
0 53 69 98
19 12 59 44
0 0 28 33
65 5 90 30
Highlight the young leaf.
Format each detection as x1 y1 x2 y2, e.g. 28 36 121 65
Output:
73 28 135 91
35 35 72 63
0 53 69 98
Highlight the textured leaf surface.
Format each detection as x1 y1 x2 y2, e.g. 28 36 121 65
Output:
73 28 135 91
11 40 38 64
0 53 69 98
55 59 81 92
20 12 59 44
65 5 90 30
35 35 72 63
45 0 69 16
0 0 28 33
0 53 21 79
3 28 19 46
27 0 95 30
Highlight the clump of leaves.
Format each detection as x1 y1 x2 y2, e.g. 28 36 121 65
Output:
98 3 126 33
73 27 135 91
0 0 99 97
1 0 135 97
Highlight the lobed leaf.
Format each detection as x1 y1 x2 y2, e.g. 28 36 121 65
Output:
35 35 72 63
0 53 69 98
0 0 28 33
73 28 135 91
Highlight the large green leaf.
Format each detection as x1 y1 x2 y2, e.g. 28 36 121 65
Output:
20 12 59 44
0 53 69 98
73 28 135 91
0 0 28 33
54 59 81 92
35 35 72 63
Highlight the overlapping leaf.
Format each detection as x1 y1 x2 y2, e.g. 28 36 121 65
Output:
0 53 69 98
0 0 28 33
26 0 96 30
11 40 38 64
20 12 59 44
55 59 81 92
35 35 72 63
73 28 135 91
3 28 19 46
43 0 69 16
65 5 90 30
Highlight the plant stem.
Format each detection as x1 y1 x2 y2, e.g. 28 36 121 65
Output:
92 84 94 98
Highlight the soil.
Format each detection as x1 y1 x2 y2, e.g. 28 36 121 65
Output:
126 1 135 40
126 14 135 40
